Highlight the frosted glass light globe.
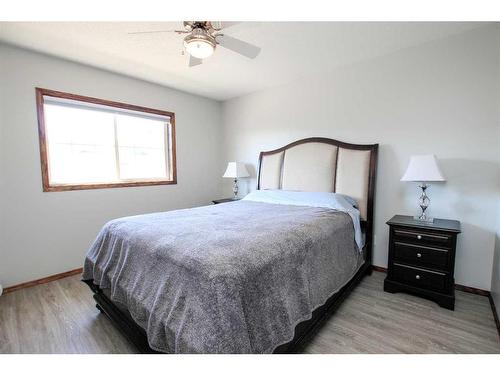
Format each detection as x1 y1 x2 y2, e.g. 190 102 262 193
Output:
185 39 215 59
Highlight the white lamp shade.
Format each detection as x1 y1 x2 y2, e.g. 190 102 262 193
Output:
401 154 446 182
223 162 250 178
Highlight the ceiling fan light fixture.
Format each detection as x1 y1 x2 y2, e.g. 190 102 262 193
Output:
183 28 216 59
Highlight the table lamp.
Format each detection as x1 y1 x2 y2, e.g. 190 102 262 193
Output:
401 154 446 223
223 162 250 199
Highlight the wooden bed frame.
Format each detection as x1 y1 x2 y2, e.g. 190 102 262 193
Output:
83 137 378 354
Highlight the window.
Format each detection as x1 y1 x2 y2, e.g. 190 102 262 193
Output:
36 88 176 191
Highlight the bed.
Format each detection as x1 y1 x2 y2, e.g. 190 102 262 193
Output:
82 137 378 353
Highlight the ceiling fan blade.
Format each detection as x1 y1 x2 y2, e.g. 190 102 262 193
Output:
221 22 242 29
188 55 203 67
217 35 261 59
210 21 241 30
128 30 187 35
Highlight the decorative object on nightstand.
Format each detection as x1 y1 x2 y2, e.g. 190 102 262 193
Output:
384 215 461 310
212 197 242 205
223 162 250 199
401 154 445 223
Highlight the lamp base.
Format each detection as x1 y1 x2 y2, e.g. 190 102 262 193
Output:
232 178 238 199
416 183 433 223
413 215 434 223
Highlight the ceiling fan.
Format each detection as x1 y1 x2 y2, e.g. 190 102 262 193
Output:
128 21 261 67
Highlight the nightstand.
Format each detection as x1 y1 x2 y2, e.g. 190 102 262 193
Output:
384 215 461 310
212 197 241 205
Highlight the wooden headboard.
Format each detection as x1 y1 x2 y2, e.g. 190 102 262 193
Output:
257 137 378 262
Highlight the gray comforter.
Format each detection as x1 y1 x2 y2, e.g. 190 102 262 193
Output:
82 200 364 353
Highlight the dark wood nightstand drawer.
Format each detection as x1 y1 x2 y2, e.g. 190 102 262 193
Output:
393 228 452 248
392 263 447 293
393 241 448 270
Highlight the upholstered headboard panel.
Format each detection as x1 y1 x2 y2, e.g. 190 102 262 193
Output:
281 142 337 192
257 138 378 221
259 151 284 190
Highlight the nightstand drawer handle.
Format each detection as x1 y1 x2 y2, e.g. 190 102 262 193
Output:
416 253 422 258
417 235 422 240
415 275 421 280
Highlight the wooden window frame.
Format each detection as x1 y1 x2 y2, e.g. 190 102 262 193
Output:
36 88 177 192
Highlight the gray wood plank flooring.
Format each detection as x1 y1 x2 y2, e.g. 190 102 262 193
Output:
0 271 498 353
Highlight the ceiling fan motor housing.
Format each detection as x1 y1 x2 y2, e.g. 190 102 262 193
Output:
184 27 217 48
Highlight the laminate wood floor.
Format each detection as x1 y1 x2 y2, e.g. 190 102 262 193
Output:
0 271 498 353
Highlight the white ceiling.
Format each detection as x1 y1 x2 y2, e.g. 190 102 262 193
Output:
0 22 487 101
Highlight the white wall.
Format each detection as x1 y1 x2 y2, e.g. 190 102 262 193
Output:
491 27 500 309
0 44 223 288
223 26 500 290
492 210 500 311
